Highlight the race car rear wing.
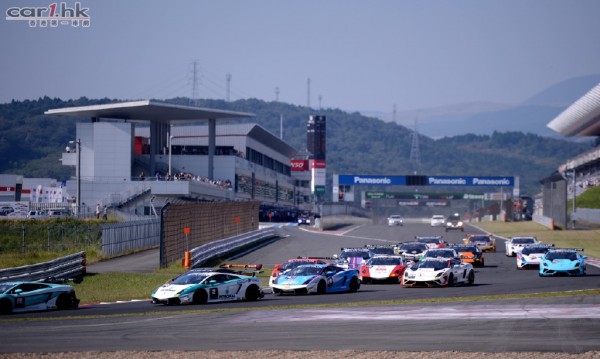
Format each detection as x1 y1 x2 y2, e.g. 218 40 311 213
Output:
219 263 264 276
365 244 397 248
551 248 584 252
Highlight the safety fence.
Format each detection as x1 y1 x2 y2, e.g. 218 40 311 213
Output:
101 218 160 256
0 251 86 284
0 220 103 253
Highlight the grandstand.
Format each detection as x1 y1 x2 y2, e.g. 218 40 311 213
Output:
545 83 600 227
45 100 313 218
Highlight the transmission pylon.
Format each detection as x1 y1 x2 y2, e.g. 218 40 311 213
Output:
190 60 199 106
409 118 421 174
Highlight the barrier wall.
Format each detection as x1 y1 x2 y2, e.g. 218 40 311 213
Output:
160 201 260 267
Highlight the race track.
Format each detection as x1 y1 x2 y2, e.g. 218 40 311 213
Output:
1 223 599 354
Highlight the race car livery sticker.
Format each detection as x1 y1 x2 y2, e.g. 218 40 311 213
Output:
209 288 218 300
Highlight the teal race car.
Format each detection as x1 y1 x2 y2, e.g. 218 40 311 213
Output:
0 281 80 315
539 248 587 277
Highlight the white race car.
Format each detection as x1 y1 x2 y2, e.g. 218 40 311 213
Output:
388 215 403 226
151 268 265 305
516 244 554 269
505 236 539 257
402 258 475 287
430 215 445 227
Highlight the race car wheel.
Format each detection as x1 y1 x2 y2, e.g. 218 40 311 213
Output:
192 289 208 304
361 278 371 285
272 288 282 296
349 276 360 292
0 298 12 315
244 285 261 301
316 280 326 294
56 293 71 310
447 274 454 287
467 271 475 285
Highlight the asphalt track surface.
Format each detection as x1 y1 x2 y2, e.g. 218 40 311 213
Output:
1 223 599 354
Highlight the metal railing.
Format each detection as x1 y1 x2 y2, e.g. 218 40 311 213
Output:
101 218 160 256
0 252 86 284
189 228 277 268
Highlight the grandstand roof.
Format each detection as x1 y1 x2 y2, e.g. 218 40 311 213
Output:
44 100 254 123
547 83 600 137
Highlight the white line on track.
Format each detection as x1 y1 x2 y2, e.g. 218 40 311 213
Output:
230 304 600 322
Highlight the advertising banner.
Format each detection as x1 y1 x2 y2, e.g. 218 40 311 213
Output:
291 159 308 171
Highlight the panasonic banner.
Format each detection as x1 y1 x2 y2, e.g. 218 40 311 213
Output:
333 174 516 203
426 176 514 187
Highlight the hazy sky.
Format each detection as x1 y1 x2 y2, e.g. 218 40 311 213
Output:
2 0 600 114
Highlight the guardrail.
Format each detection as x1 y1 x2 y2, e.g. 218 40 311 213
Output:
0 251 86 284
189 228 277 268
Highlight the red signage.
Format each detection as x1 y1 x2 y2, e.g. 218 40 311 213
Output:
310 160 326 169
291 159 308 171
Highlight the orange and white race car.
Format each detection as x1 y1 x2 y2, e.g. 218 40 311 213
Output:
359 255 406 284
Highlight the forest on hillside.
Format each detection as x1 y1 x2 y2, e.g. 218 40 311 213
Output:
0 97 593 196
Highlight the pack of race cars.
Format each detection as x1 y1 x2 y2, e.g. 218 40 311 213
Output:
1 231 590 315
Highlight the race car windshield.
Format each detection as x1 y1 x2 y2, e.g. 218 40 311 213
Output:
368 247 395 255
513 238 536 244
418 260 449 270
291 266 322 276
546 252 578 260
521 247 550 255
448 215 460 221
279 261 313 271
418 238 440 244
425 250 455 258
369 257 402 266
399 243 427 252
455 246 479 253
469 236 491 242
340 249 371 259
172 273 210 285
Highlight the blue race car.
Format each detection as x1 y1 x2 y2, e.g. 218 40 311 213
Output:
0 281 80 315
270 264 360 295
539 248 587 277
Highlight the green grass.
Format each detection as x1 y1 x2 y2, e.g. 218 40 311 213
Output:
572 185 600 209
473 221 600 258
3 219 600 305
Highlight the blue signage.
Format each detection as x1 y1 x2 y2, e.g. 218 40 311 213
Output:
426 176 514 187
338 175 514 187
338 175 406 186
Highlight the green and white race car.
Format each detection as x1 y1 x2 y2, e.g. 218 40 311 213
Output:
151 268 265 305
